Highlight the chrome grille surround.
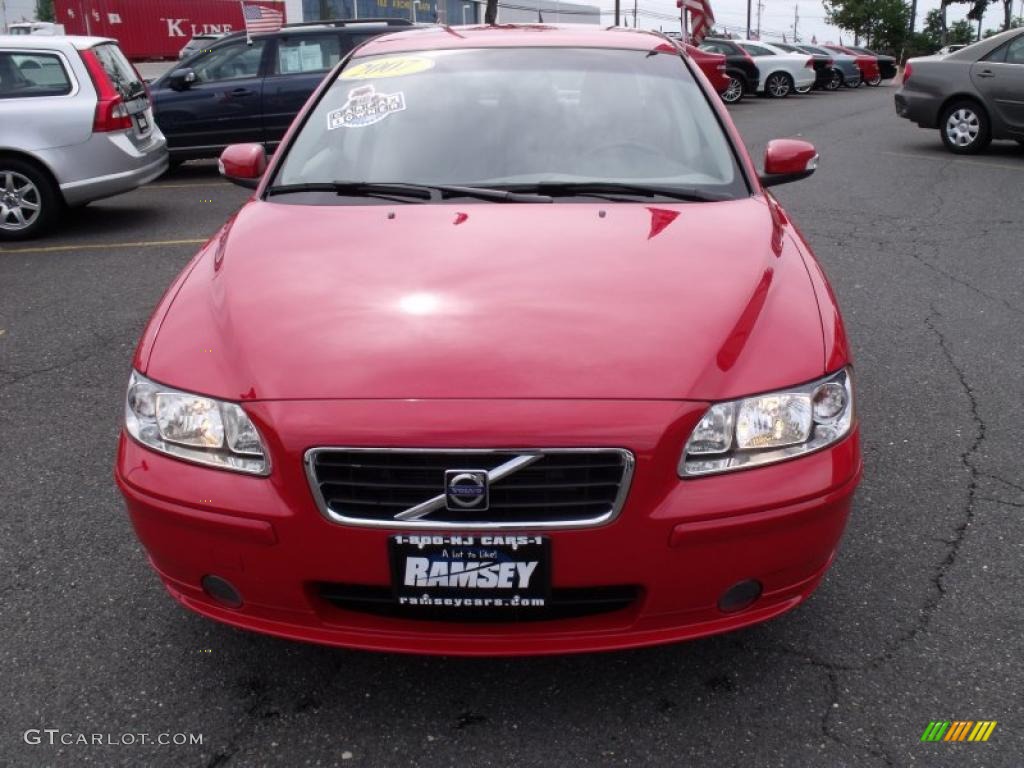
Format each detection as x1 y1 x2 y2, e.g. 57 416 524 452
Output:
304 447 636 530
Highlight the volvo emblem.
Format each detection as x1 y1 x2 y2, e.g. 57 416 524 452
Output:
445 469 489 511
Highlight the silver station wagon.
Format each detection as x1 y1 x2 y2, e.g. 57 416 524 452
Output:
0 35 167 239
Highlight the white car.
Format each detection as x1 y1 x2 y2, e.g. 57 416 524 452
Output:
735 40 816 97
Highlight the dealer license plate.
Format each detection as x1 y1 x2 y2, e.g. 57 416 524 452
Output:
390 534 550 610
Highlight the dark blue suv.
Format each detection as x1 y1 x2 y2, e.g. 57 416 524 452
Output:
151 19 413 165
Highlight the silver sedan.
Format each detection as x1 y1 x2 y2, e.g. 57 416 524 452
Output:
895 28 1024 154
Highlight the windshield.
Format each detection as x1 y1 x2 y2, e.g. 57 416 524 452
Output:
273 47 747 200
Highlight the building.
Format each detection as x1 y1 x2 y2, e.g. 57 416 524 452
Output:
301 0 598 26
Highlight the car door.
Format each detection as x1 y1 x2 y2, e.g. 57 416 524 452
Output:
0 48 86 157
261 32 345 147
154 37 269 153
972 33 1024 134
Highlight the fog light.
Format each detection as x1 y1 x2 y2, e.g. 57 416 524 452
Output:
718 579 762 613
201 574 243 609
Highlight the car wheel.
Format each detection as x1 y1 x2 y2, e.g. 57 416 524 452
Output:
721 76 743 104
0 158 59 240
765 72 793 98
826 70 842 90
940 101 991 154
866 73 883 86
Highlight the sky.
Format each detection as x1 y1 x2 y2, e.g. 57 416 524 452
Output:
1 0 37 28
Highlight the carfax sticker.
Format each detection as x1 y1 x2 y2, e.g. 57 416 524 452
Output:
327 85 406 129
340 56 435 80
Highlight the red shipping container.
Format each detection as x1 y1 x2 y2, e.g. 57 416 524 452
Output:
54 0 288 60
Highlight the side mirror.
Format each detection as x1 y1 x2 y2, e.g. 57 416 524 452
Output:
218 143 267 189
167 67 196 91
759 139 818 187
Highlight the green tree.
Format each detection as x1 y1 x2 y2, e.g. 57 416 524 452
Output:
822 0 910 51
948 19 977 41
36 0 55 22
922 7 944 46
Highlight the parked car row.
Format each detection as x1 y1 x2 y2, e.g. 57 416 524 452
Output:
699 37 898 102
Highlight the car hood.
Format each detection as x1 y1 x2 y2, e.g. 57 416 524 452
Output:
145 197 827 402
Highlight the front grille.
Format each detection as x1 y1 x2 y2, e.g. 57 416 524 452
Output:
316 582 640 622
305 448 634 528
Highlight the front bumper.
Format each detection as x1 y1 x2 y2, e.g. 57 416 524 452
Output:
115 398 861 656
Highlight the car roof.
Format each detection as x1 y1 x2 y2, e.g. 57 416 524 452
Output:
0 34 116 50
200 19 419 50
355 24 680 56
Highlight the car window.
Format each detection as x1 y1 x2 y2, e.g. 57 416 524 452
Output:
193 40 266 83
700 42 727 55
91 43 144 99
1003 35 1024 64
741 44 774 56
0 51 73 98
276 35 342 74
275 47 747 199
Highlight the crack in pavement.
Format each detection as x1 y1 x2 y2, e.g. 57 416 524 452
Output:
742 304 987 762
819 668 895 767
0 332 122 391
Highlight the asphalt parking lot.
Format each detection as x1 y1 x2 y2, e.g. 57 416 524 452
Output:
2 83 1023 767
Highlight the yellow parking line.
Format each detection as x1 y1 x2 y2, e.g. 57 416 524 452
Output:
880 150 1024 173
0 238 206 255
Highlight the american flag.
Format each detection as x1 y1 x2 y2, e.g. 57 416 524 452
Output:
242 4 284 34
676 0 715 44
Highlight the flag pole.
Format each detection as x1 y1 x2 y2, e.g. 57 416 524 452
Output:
240 1 252 45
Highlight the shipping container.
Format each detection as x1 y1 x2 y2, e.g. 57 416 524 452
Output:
53 0 288 60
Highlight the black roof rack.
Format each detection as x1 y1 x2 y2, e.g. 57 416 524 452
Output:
282 18 415 29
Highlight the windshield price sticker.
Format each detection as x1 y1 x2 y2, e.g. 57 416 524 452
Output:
340 56 435 80
327 86 406 130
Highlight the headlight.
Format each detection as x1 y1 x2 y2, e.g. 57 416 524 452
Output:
680 368 854 477
124 371 269 475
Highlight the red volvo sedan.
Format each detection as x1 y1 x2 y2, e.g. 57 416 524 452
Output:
116 25 861 655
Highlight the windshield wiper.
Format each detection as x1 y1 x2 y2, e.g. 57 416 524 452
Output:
266 182 433 201
265 181 551 203
502 182 729 203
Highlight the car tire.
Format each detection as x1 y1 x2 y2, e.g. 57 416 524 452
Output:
866 73 883 86
940 100 991 155
826 70 842 90
765 72 793 98
721 76 744 104
0 157 61 241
